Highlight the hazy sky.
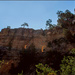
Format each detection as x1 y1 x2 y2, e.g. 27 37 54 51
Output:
0 1 75 31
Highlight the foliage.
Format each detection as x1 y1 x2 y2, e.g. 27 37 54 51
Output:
18 70 23 75
63 28 72 36
60 56 75 75
71 48 75 55
0 60 4 68
47 38 68 48
57 9 74 28
21 22 29 28
0 60 8 69
7 26 11 29
35 63 57 75
46 19 54 29
63 28 75 43
35 48 75 75
60 48 75 75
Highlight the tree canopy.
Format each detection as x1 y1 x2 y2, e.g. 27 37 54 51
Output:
21 22 29 28
46 19 54 29
57 9 75 28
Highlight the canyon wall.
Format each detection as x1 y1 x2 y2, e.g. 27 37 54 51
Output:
0 27 64 50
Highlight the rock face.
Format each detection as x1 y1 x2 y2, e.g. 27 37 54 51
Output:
0 27 64 50
0 26 75 75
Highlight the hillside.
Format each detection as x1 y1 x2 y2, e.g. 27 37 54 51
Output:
0 25 75 75
0 27 64 50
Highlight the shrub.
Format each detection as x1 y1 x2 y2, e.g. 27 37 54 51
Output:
18 70 23 75
0 60 4 68
60 48 75 75
60 56 75 75
63 28 74 43
70 48 75 55
35 63 57 75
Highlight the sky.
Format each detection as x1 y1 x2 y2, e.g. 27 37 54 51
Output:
0 1 75 31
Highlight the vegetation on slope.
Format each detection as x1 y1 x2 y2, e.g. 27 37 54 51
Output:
0 9 75 75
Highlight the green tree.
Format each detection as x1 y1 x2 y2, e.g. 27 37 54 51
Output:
63 28 75 43
57 9 74 28
35 63 57 75
60 56 75 75
46 19 54 29
21 22 29 28
7 26 11 29
60 48 75 75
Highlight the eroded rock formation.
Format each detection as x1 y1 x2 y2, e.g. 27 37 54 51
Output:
0 27 64 50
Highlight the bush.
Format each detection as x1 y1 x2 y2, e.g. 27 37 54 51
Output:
35 63 57 75
18 70 23 75
70 48 75 55
60 48 75 75
63 28 74 43
60 56 75 75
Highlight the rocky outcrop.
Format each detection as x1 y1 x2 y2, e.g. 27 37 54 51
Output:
0 27 64 50
1 25 74 51
0 26 75 75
